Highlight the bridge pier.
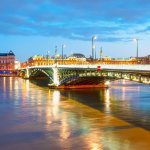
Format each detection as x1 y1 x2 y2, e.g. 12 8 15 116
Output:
52 66 60 86
23 68 29 79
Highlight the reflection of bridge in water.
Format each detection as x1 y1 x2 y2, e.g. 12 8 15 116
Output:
19 64 150 88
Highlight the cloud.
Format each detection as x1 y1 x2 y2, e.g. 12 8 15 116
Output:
136 26 150 34
0 0 150 42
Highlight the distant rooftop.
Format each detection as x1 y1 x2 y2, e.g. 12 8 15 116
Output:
0 50 15 56
69 53 86 58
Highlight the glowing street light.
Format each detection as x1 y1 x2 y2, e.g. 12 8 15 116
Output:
92 35 97 60
133 38 139 58
62 44 66 64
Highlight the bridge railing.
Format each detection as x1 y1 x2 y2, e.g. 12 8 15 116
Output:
23 64 150 72
98 64 150 71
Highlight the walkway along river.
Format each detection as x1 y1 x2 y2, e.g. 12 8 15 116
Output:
0 77 150 150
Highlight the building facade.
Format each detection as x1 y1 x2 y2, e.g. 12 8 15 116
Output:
0 50 15 70
67 53 86 61
137 55 150 64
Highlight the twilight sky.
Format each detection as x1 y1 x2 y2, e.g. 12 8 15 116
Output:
0 0 150 61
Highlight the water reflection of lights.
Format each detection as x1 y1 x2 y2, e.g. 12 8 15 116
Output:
105 89 111 113
85 129 131 150
22 80 27 90
25 80 30 90
3 77 6 92
21 79 30 103
122 87 126 100
48 89 51 96
60 114 71 140
37 91 42 105
52 90 60 116
45 90 61 130
85 132 103 150
14 78 19 100
121 80 126 100
52 90 60 105
45 108 52 126
9 77 13 97
9 77 12 91
90 143 102 150
137 86 140 92
14 79 19 89
122 79 126 85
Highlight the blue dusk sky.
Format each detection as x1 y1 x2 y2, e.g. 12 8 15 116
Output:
0 0 150 61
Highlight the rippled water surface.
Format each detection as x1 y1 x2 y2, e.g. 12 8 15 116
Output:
0 77 150 150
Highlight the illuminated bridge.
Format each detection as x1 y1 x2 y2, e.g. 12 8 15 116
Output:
19 64 150 88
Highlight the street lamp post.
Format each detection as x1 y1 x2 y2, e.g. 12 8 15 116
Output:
47 51 50 65
47 50 50 59
100 47 103 60
94 45 96 60
54 46 57 64
92 36 97 60
62 44 65 64
134 38 139 58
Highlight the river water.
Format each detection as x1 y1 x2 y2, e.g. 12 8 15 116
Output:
0 77 150 150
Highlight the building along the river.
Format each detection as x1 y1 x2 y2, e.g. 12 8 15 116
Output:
0 50 16 75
